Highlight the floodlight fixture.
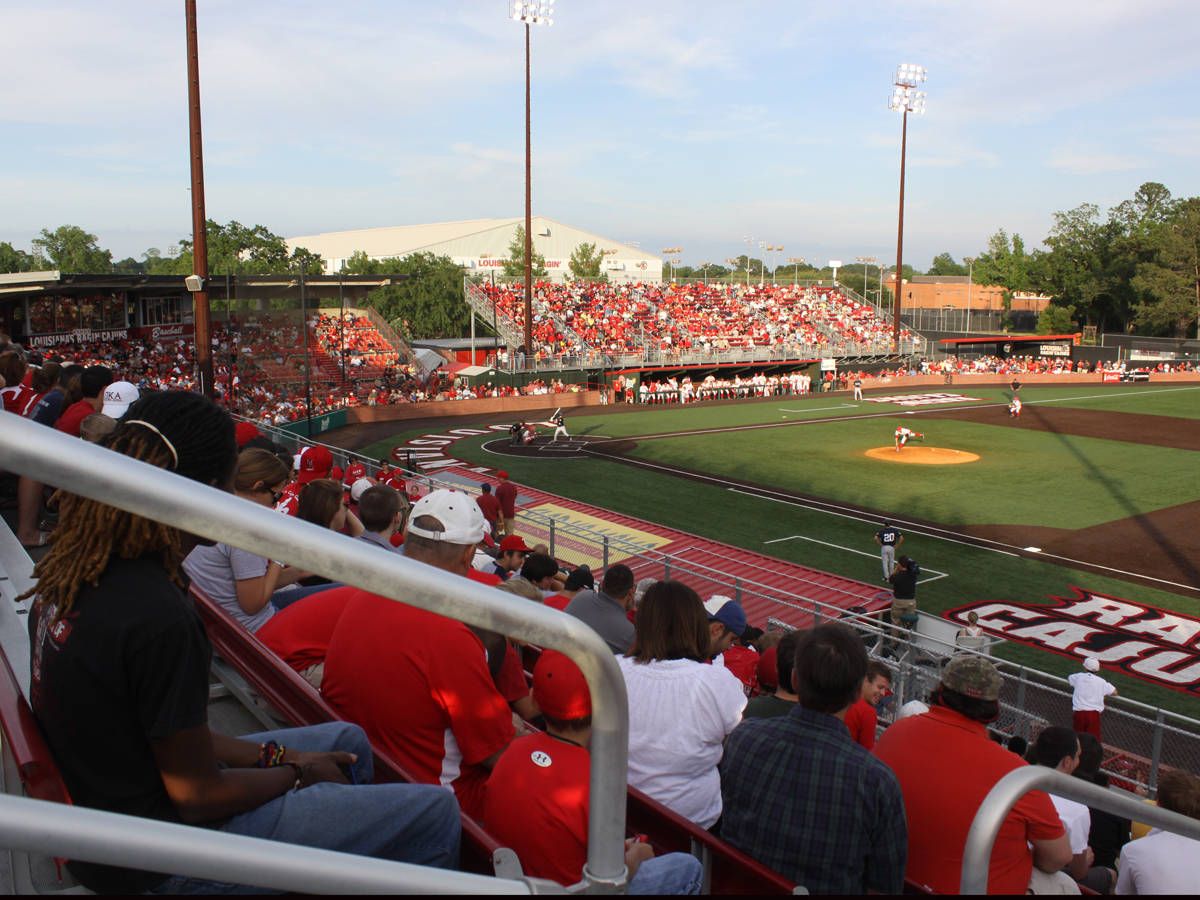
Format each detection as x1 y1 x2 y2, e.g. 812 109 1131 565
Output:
510 0 554 26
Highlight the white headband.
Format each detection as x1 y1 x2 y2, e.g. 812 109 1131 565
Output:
125 420 179 470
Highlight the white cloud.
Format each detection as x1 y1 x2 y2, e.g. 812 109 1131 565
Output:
1047 148 1143 175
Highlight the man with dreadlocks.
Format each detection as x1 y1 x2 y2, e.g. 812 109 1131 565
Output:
23 391 460 893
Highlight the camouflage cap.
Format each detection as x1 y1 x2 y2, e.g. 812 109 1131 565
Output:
941 653 1002 701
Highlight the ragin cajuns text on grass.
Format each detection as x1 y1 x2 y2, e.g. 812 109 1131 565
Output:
948 588 1200 695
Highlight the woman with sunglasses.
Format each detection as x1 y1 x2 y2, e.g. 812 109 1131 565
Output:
183 448 314 632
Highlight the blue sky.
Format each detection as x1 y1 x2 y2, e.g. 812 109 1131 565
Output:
2 0 1197 270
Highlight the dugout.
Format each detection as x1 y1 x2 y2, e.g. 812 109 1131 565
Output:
0 271 408 349
937 333 1080 363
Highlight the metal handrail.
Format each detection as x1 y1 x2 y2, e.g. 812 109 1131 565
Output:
960 766 1200 894
0 414 630 892
0 793 554 894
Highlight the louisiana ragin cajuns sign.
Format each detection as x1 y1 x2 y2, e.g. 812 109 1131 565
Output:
947 588 1200 696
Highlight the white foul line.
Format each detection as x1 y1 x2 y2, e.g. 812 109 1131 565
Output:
730 486 1198 593
765 534 950 582
777 403 859 413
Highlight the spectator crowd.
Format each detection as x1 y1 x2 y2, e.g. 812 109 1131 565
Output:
5 325 1200 894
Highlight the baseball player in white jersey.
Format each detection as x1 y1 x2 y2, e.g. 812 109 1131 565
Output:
894 425 924 451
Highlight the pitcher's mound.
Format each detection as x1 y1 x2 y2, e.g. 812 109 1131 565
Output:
866 446 980 465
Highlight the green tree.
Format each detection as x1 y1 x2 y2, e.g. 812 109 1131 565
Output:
0 241 50 273
1036 206 1127 331
927 252 967 276
567 241 606 281
173 220 323 275
1037 303 1075 334
113 256 146 274
32 225 113 273
342 250 472 339
142 246 189 275
1102 182 1178 335
971 230 1034 293
1132 197 1200 337
502 225 547 279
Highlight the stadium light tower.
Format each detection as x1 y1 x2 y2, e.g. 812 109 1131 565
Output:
510 0 554 356
964 256 975 333
787 256 806 287
661 246 683 283
889 62 927 352
856 255 878 302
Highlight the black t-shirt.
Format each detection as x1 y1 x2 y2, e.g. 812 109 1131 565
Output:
29 555 212 893
889 568 918 600
876 527 901 547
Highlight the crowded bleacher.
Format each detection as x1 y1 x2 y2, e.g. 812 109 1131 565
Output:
475 280 920 362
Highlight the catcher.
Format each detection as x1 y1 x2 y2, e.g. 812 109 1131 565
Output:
894 425 925 452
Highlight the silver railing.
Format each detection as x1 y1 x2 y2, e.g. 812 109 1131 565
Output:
0 414 630 893
0 794 553 894
960 766 1200 894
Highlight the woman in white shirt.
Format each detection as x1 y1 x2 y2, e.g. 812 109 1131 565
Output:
618 581 747 829
183 448 313 631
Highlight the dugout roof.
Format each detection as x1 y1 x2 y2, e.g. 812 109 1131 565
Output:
0 272 409 303
937 333 1079 347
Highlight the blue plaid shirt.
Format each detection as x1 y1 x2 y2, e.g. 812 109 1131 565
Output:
719 704 907 894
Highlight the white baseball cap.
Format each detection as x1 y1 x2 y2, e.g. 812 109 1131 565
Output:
349 477 375 503
406 489 486 545
1083 657 1100 672
101 381 140 418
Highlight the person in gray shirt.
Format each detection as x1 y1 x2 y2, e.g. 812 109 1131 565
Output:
565 564 636 653
356 484 408 555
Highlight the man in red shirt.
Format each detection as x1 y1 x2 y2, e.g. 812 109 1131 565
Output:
257 585 356 688
494 471 518 536
55 365 111 437
475 483 501 533
321 489 514 820
843 659 891 749
484 650 702 891
873 655 1071 893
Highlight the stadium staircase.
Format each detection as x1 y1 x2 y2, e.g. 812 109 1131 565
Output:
463 280 525 351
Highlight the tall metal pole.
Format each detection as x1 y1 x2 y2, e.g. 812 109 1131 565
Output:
523 21 533 356
965 256 974 334
892 108 909 352
338 274 346 383
184 0 214 398
301 267 312 438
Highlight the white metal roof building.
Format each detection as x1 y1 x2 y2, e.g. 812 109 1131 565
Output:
285 216 662 284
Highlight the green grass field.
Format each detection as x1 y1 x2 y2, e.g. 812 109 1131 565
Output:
360 383 1200 714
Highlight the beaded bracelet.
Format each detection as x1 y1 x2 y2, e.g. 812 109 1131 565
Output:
256 740 288 768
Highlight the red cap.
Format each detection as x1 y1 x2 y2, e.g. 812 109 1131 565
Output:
756 646 779 692
497 470 509 479
533 650 591 721
297 446 334 483
234 421 263 447
499 534 531 553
